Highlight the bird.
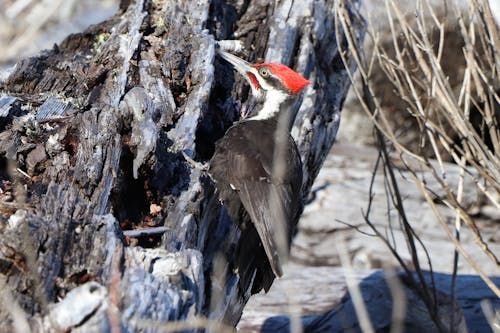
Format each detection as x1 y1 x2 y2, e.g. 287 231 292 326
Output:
209 49 310 293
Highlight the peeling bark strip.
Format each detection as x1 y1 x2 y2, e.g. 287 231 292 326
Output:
0 0 363 331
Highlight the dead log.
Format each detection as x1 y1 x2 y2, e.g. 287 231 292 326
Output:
0 0 364 331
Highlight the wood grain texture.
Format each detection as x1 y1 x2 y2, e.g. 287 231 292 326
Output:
0 0 364 331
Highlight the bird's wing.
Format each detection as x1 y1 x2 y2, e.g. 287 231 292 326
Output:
210 121 303 278
226 146 302 277
236 179 296 277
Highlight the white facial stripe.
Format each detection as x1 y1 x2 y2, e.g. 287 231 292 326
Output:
251 89 288 120
250 67 274 91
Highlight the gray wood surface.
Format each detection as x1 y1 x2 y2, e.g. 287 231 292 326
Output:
0 0 364 331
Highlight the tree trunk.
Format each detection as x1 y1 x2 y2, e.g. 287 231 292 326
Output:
0 0 364 331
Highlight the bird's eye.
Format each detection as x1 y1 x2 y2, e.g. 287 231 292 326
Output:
259 67 269 77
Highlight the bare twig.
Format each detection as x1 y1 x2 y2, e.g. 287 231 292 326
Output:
335 234 375 333
337 0 499 298
122 226 170 238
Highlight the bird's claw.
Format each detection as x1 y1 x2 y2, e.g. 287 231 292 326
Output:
181 151 208 171
240 105 250 119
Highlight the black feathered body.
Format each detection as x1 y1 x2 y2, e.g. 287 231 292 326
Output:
209 118 303 293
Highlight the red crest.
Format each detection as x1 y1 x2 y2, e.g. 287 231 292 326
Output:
253 63 310 94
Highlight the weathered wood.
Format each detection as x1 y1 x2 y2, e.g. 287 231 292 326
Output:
0 0 364 331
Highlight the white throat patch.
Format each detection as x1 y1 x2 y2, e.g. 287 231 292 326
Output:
251 90 288 120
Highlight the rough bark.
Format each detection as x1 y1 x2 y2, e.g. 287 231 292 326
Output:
0 0 364 331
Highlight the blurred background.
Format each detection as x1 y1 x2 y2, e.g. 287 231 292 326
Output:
0 0 119 69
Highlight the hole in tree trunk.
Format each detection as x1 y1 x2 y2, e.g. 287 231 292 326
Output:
110 139 162 248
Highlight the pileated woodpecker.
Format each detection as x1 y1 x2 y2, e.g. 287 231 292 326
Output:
209 50 310 293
